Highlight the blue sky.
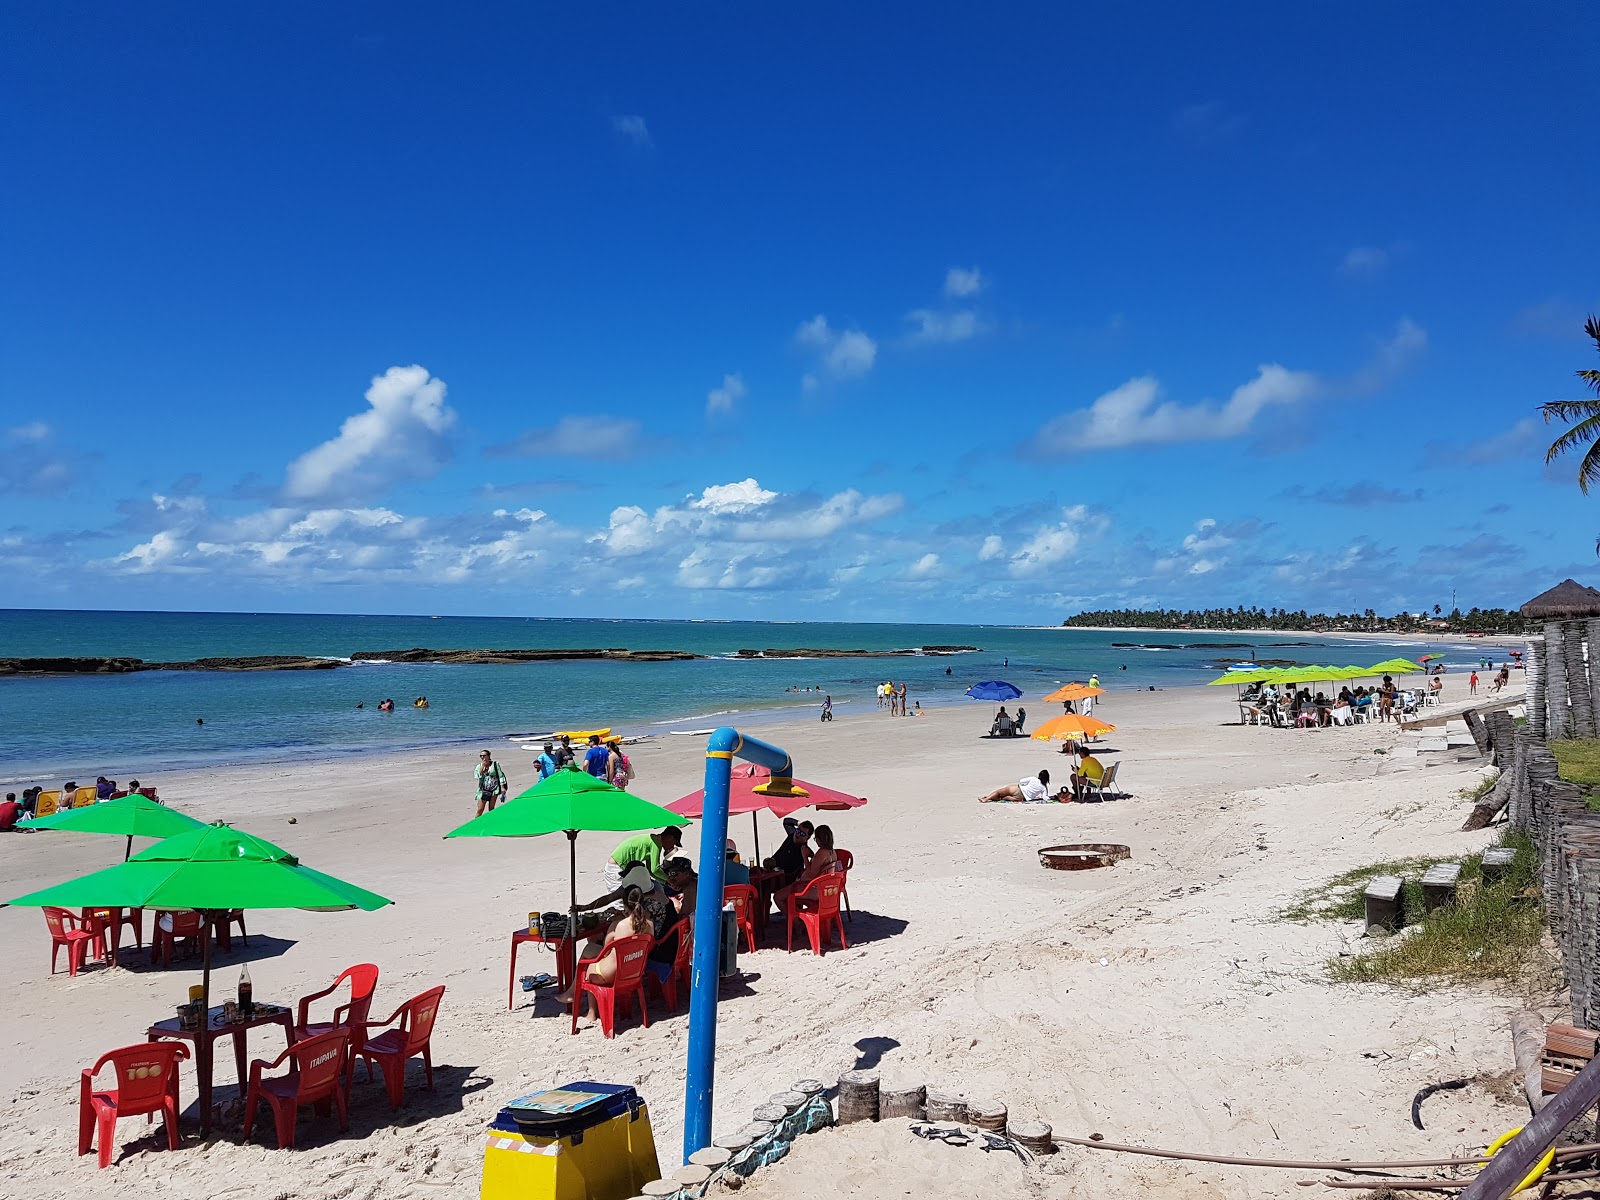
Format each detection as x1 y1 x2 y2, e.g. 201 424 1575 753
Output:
3 4 1597 623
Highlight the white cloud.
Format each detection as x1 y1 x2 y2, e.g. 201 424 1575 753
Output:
612 115 651 148
1009 506 1092 577
1339 246 1388 279
904 309 983 345
706 373 746 417
8 421 49 442
597 505 655 556
795 315 876 387
489 415 644 459
692 479 777 513
977 534 1004 561
945 267 983 298
1037 363 1317 454
1 420 75 494
1348 318 1427 393
906 552 943 579
283 365 456 503
735 489 901 541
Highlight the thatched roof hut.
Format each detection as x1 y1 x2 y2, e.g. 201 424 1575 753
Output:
1520 579 1600 619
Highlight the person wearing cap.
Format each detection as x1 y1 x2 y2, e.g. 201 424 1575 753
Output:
765 819 814 885
535 742 559 780
723 838 750 887
603 826 683 889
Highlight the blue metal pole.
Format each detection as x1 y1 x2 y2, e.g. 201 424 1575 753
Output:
684 726 795 1161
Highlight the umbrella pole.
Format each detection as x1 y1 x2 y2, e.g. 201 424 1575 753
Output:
200 911 214 1138
751 811 760 866
125 834 133 862
566 830 578 988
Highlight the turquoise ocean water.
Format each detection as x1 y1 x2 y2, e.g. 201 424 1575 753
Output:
0 609 1495 781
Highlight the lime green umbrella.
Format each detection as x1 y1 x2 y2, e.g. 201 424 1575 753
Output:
5 823 391 1134
22 793 208 861
1369 657 1424 675
444 767 688 926
1208 669 1273 685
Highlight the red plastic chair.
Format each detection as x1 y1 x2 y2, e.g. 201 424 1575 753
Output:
150 911 205 967
212 909 248 952
834 850 855 922
357 985 445 1109
242 1028 351 1148
786 875 848 956
648 928 695 1010
724 884 760 952
115 907 144 952
571 934 652 1038
79 1042 188 1168
296 963 378 1087
45 906 103 976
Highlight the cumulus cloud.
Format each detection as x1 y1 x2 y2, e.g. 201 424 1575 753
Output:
283 365 456 503
1423 417 1543 468
906 552 943 579
8 421 49 442
706 373 746 417
977 534 1004 561
796 315 876 388
904 309 983 345
1339 246 1388 279
488 416 644 459
945 267 983 298
692 478 777 513
1037 363 1317 454
1347 318 1427 393
612 114 651 148
1009 505 1093 577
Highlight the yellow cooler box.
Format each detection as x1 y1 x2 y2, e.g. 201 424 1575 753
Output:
481 1082 660 1200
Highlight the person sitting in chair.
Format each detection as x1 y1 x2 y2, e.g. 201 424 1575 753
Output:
774 825 838 912
990 707 1015 737
1071 750 1105 800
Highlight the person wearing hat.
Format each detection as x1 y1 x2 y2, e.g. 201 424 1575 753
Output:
723 838 750 887
535 742 559 780
603 826 683 889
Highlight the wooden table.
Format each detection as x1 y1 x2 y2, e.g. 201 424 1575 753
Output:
148 1003 294 1137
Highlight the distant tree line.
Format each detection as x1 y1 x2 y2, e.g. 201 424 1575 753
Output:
1062 606 1528 635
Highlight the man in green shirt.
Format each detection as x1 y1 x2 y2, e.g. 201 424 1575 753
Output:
604 826 683 890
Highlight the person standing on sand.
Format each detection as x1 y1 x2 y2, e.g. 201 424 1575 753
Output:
1378 676 1397 722
895 681 907 716
535 742 558 780
583 734 610 777
553 734 575 768
474 750 508 817
1469 670 1479 695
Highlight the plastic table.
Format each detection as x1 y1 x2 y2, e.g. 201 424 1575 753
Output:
148 1003 294 1137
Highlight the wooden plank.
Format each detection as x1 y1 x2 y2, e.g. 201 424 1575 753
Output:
1364 875 1405 933
1461 1049 1600 1200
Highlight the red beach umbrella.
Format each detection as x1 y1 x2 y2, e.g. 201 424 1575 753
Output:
668 764 866 863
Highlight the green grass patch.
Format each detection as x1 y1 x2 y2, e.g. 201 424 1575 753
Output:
1319 830 1545 986
1457 772 1500 803
1552 739 1600 787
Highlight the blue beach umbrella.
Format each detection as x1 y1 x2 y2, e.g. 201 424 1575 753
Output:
965 680 1022 701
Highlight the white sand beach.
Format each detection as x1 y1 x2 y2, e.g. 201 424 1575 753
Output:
0 672 1543 1200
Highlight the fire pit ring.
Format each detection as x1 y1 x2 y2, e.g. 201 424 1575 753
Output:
1039 843 1131 871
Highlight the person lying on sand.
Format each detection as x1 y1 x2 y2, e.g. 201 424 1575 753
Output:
979 769 1067 803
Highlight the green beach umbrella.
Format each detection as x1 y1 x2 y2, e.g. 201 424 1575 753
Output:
444 767 688 925
1208 669 1272 685
1369 657 1424 675
5 823 391 1133
22 793 209 860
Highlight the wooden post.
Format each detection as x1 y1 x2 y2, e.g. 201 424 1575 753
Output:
1481 846 1517 885
1545 621 1570 739
1527 637 1547 742
1564 620 1595 738
1462 773 1511 831
1421 862 1462 910
836 1071 879 1125
1462 707 1493 754
1510 1011 1548 1113
879 1082 926 1120
1589 620 1600 728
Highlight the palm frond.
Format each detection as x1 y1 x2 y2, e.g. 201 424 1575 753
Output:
1586 313 1600 347
1546 413 1600 462
1581 368 1600 396
1542 400 1600 423
1579 443 1600 495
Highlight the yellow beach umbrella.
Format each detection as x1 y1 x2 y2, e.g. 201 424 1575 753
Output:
1031 713 1116 742
1043 683 1106 703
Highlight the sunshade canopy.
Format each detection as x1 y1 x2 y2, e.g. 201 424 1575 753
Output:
966 680 1022 701
444 768 685 839
1369 657 1424 674
668 763 867 820
22 793 207 840
1043 683 1105 702
1031 713 1116 741
6 824 393 913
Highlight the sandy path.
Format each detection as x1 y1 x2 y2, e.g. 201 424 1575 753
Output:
0 674 1543 1199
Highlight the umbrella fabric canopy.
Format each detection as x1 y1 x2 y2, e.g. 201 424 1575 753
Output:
5 822 392 1133
1417 654 1442 663
667 764 866 863
1208 669 1273 685
1030 713 1116 741
1043 683 1105 702
21 793 208 860
1274 665 1341 686
7 823 393 913
966 680 1022 701
444 768 687 930
1369 658 1424 675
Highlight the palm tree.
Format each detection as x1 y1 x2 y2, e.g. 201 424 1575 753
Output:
1543 315 1600 492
